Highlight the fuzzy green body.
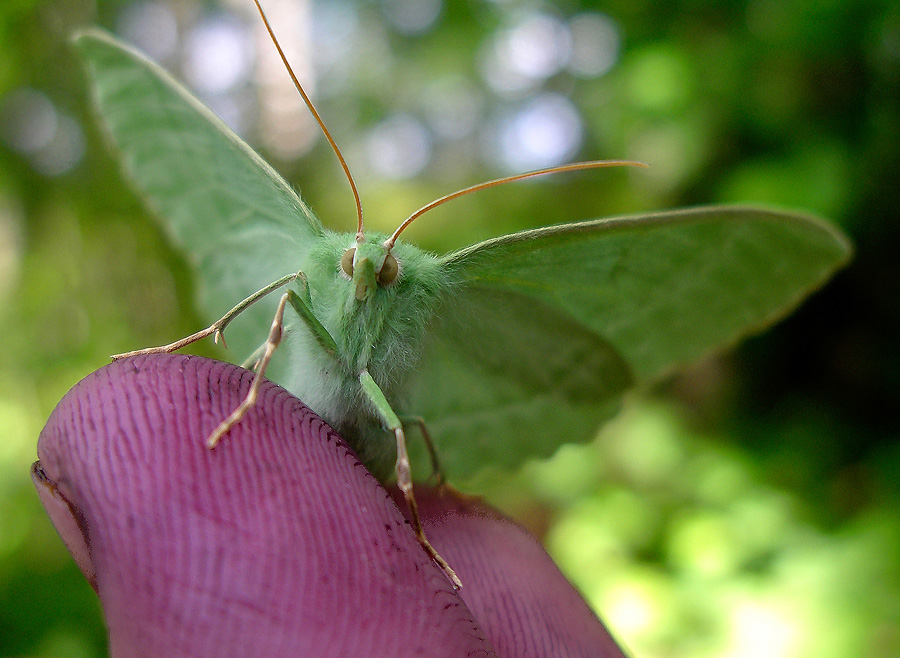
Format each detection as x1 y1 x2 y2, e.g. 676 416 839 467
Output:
284 231 451 479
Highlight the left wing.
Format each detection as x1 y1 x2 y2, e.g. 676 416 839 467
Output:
75 30 324 360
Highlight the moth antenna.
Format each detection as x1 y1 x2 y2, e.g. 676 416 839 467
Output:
252 0 365 239
384 160 649 248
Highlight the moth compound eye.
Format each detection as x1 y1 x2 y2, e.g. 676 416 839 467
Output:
341 248 355 276
377 253 399 285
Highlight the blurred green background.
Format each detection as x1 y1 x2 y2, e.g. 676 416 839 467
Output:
1 0 898 656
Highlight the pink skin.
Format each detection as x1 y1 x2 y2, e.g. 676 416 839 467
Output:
396 487 628 658
33 354 627 658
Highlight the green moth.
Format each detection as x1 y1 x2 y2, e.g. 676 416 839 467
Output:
74 11 849 586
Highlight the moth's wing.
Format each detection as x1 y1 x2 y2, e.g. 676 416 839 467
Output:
74 30 324 358
402 286 635 480
406 206 851 480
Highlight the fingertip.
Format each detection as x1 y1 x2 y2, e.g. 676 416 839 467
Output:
36 354 495 658
411 486 628 658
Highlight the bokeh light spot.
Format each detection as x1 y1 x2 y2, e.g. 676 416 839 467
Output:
606 405 685 487
668 511 738 577
116 1 178 62
184 15 253 95
366 114 432 179
382 0 442 35
481 11 572 94
30 114 86 177
568 12 620 78
493 93 583 170
0 89 84 176
725 598 799 658
602 570 672 638
623 46 694 112
422 77 484 140
1 88 57 154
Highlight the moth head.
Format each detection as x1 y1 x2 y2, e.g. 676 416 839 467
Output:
341 240 399 301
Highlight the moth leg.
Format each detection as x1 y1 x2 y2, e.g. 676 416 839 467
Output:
285 281 339 358
111 272 301 360
206 291 290 449
360 370 461 589
398 415 444 486
242 320 306 370
240 341 268 370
